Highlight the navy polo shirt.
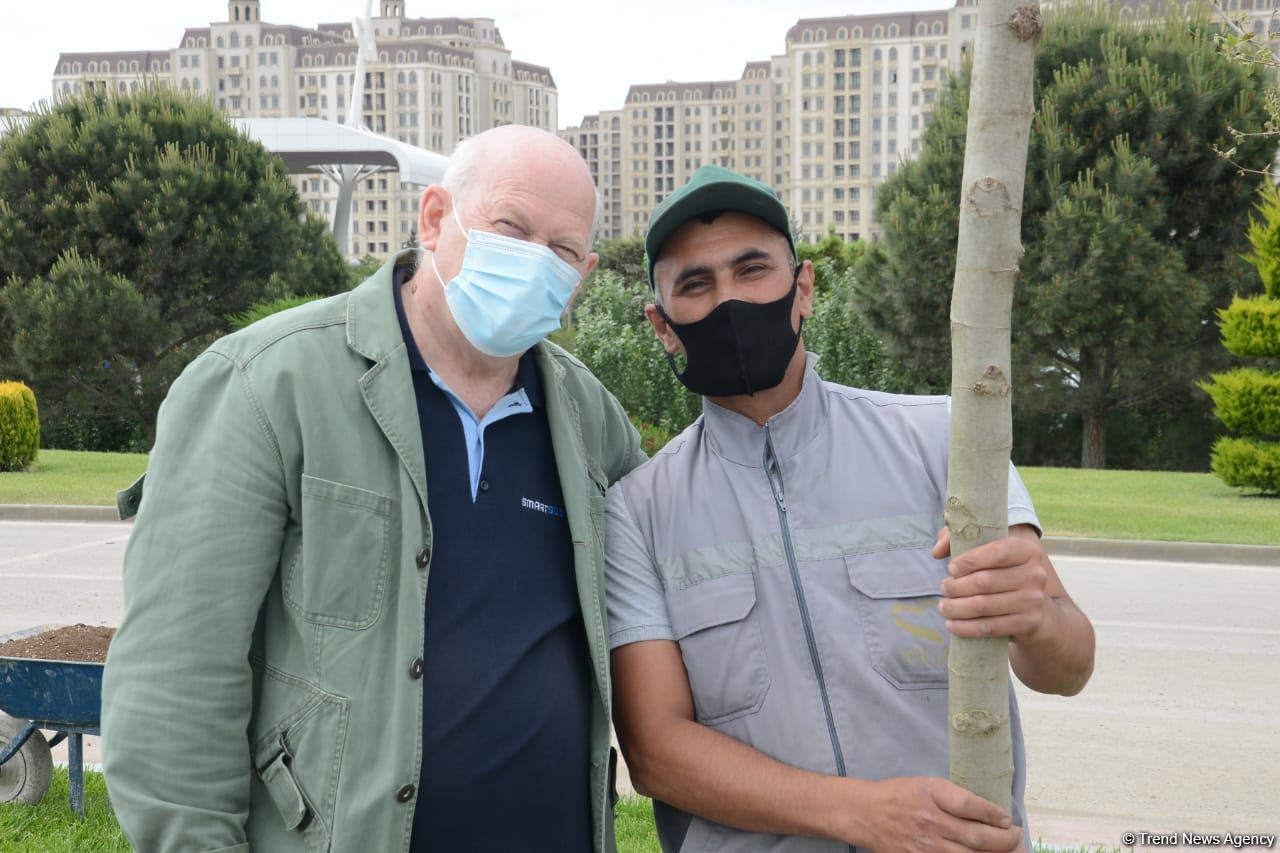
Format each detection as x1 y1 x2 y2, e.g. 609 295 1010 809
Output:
394 270 593 853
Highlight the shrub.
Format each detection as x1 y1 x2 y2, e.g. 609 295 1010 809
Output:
1201 367 1280 436
0 381 39 471
1204 187 1280 493
1218 296 1280 359
805 267 907 393
1210 437 1280 493
631 418 675 456
573 271 701 434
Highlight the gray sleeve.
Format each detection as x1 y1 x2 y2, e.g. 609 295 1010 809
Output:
1007 461 1042 535
604 483 675 649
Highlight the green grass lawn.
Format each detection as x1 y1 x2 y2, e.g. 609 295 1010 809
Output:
0 768 129 853
1 451 1276 546
618 796 662 853
1020 467 1280 546
0 450 147 507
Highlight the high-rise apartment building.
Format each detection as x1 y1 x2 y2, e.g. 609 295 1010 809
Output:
562 5 969 244
563 0 1280 244
50 0 557 259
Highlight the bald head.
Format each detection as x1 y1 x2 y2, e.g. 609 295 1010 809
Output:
443 125 602 242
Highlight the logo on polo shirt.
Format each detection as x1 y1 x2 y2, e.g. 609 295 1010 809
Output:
521 497 566 518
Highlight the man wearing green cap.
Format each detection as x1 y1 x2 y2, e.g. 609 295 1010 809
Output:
604 166 1095 852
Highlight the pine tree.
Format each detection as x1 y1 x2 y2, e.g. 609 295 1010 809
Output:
0 87 351 444
856 5 1271 468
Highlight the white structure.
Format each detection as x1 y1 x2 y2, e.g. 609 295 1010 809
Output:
234 116 448 252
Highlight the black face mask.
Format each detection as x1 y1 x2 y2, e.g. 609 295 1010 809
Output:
656 268 803 398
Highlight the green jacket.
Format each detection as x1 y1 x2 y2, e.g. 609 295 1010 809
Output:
102 253 645 852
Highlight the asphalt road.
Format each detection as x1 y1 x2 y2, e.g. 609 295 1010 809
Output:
1016 554 1280 848
1 521 1276 847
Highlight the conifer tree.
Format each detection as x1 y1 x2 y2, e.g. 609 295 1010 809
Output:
1202 189 1280 493
0 88 350 443
856 5 1270 468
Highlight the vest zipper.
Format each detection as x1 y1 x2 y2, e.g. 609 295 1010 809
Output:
763 425 849 785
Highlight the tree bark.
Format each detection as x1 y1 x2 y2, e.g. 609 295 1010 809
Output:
1079 347 1108 468
1080 407 1107 469
946 0 1042 812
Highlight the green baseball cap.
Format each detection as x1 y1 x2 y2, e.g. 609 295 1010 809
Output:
645 165 795 289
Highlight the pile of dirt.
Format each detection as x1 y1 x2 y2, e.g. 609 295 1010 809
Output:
0 624 116 663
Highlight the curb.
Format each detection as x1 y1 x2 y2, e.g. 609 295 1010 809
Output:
1044 536 1279 567
0 505 123 523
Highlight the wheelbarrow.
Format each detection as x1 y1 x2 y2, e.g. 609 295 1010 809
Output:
0 626 104 817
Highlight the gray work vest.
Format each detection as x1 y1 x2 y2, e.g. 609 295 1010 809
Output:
614 357 1030 853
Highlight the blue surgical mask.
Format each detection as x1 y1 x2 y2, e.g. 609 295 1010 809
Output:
430 204 582 358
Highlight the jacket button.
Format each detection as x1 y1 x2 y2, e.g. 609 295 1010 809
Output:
396 784 416 803
415 545 431 568
478 479 490 492
409 658 424 679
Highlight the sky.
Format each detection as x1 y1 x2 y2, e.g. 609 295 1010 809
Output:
1 0 954 127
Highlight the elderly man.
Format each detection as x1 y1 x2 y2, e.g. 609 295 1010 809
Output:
103 125 644 852
605 166 1095 853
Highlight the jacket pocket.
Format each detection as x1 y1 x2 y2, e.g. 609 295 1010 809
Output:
846 551 949 690
285 474 392 628
250 668 351 852
666 572 770 725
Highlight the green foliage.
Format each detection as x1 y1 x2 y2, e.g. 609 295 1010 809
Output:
1210 436 1280 493
1205 187 1280 493
1218 294 1280 358
231 294 329 331
1201 367 1280 435
591 238 648 283
856 4 1272 468
0 380 39 471
0 87 351 446
5 251 178 446
1245 184 1280 300
348 254 385 287
798 228 866 292
805 268 907 392
630 417 676 456
40 410 146 454
1022 153 1208 436
573 271 702 433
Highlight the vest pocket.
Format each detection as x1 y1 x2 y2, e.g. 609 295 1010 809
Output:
666 572 771 725
286 474 393 628
846 552 950 690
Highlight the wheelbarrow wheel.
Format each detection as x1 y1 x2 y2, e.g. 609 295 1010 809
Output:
0 713 53 805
